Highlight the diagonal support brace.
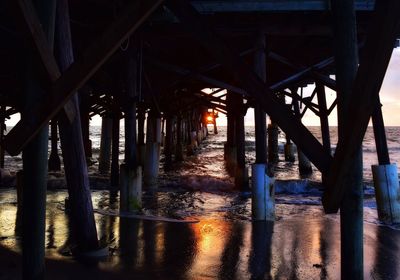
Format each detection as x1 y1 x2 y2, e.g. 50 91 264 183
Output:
4 0 163 156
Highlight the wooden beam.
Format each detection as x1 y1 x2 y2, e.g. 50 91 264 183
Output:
322 0 400 213
4 0 163 156
190 0 375 12
145 56 247 95
281 88 319 117
316 83 331 156
13 0 76 122
166 0 331 173
195 91 227 104
372 100 390 165
269 53 336 91
165 47 258 90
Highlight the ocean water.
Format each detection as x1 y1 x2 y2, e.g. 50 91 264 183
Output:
0 126 400 279
4 125 399 188
88 125 400 186
0 187 399 279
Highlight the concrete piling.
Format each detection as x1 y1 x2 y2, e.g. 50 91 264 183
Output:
251 164 275 221
372 163 400 224
120 164 142 212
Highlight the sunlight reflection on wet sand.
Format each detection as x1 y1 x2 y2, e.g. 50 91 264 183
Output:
0 189 399 279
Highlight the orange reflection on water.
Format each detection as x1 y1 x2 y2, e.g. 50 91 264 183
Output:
155 222 165 266
190 218 231 276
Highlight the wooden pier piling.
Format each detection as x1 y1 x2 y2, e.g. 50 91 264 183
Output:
137 106 146 167
21 1 55 278
233 93 248 191
292 98 313 175
98 116 112 174
144 111 161 190
120 45 142 211
0 106 5 169
175 114 184 161
267 123 279 165
48 119 60 171
80 91 92 161
55 0 99 254
331 1 363 277
284 138 295 163
316 83 331 156
252 32 274 220
225 91 237 175
110 109 121 193
164 114 173 171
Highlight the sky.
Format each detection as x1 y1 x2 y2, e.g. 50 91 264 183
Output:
227 47 400 127
5 48 400 127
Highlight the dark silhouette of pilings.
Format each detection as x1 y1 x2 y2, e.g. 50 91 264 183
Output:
120 46 142 212
175 114 184 161
332 1 363 278
225 91 237 175
110 108 120 193
144 110 161 190
98 115 112 174
137 106 146 167
21 1 55 278
56 0 99 254
48 119 61 171
292 98 312 176
267 123 279 165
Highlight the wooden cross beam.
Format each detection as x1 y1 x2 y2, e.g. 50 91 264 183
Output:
166 0 332 173
269 54 335 92
4 0 163 156
145 56 247 95
13 0 76 122
322 0 400 213
210 88 225 96
281 88 320 117
194 91 227 105
272 52 336 91
165 47 258 90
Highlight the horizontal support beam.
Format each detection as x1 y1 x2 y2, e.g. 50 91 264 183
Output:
269 52 336 91
190 0 375 12
146 56 247 95
4 0 163 156
195 91 227 105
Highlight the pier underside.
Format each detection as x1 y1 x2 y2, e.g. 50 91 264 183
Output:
0 0 400 279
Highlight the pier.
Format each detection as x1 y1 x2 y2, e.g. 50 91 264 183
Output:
0 0 400 279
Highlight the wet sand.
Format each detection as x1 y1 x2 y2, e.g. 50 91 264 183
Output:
0 131 399 279
0 189 399 279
